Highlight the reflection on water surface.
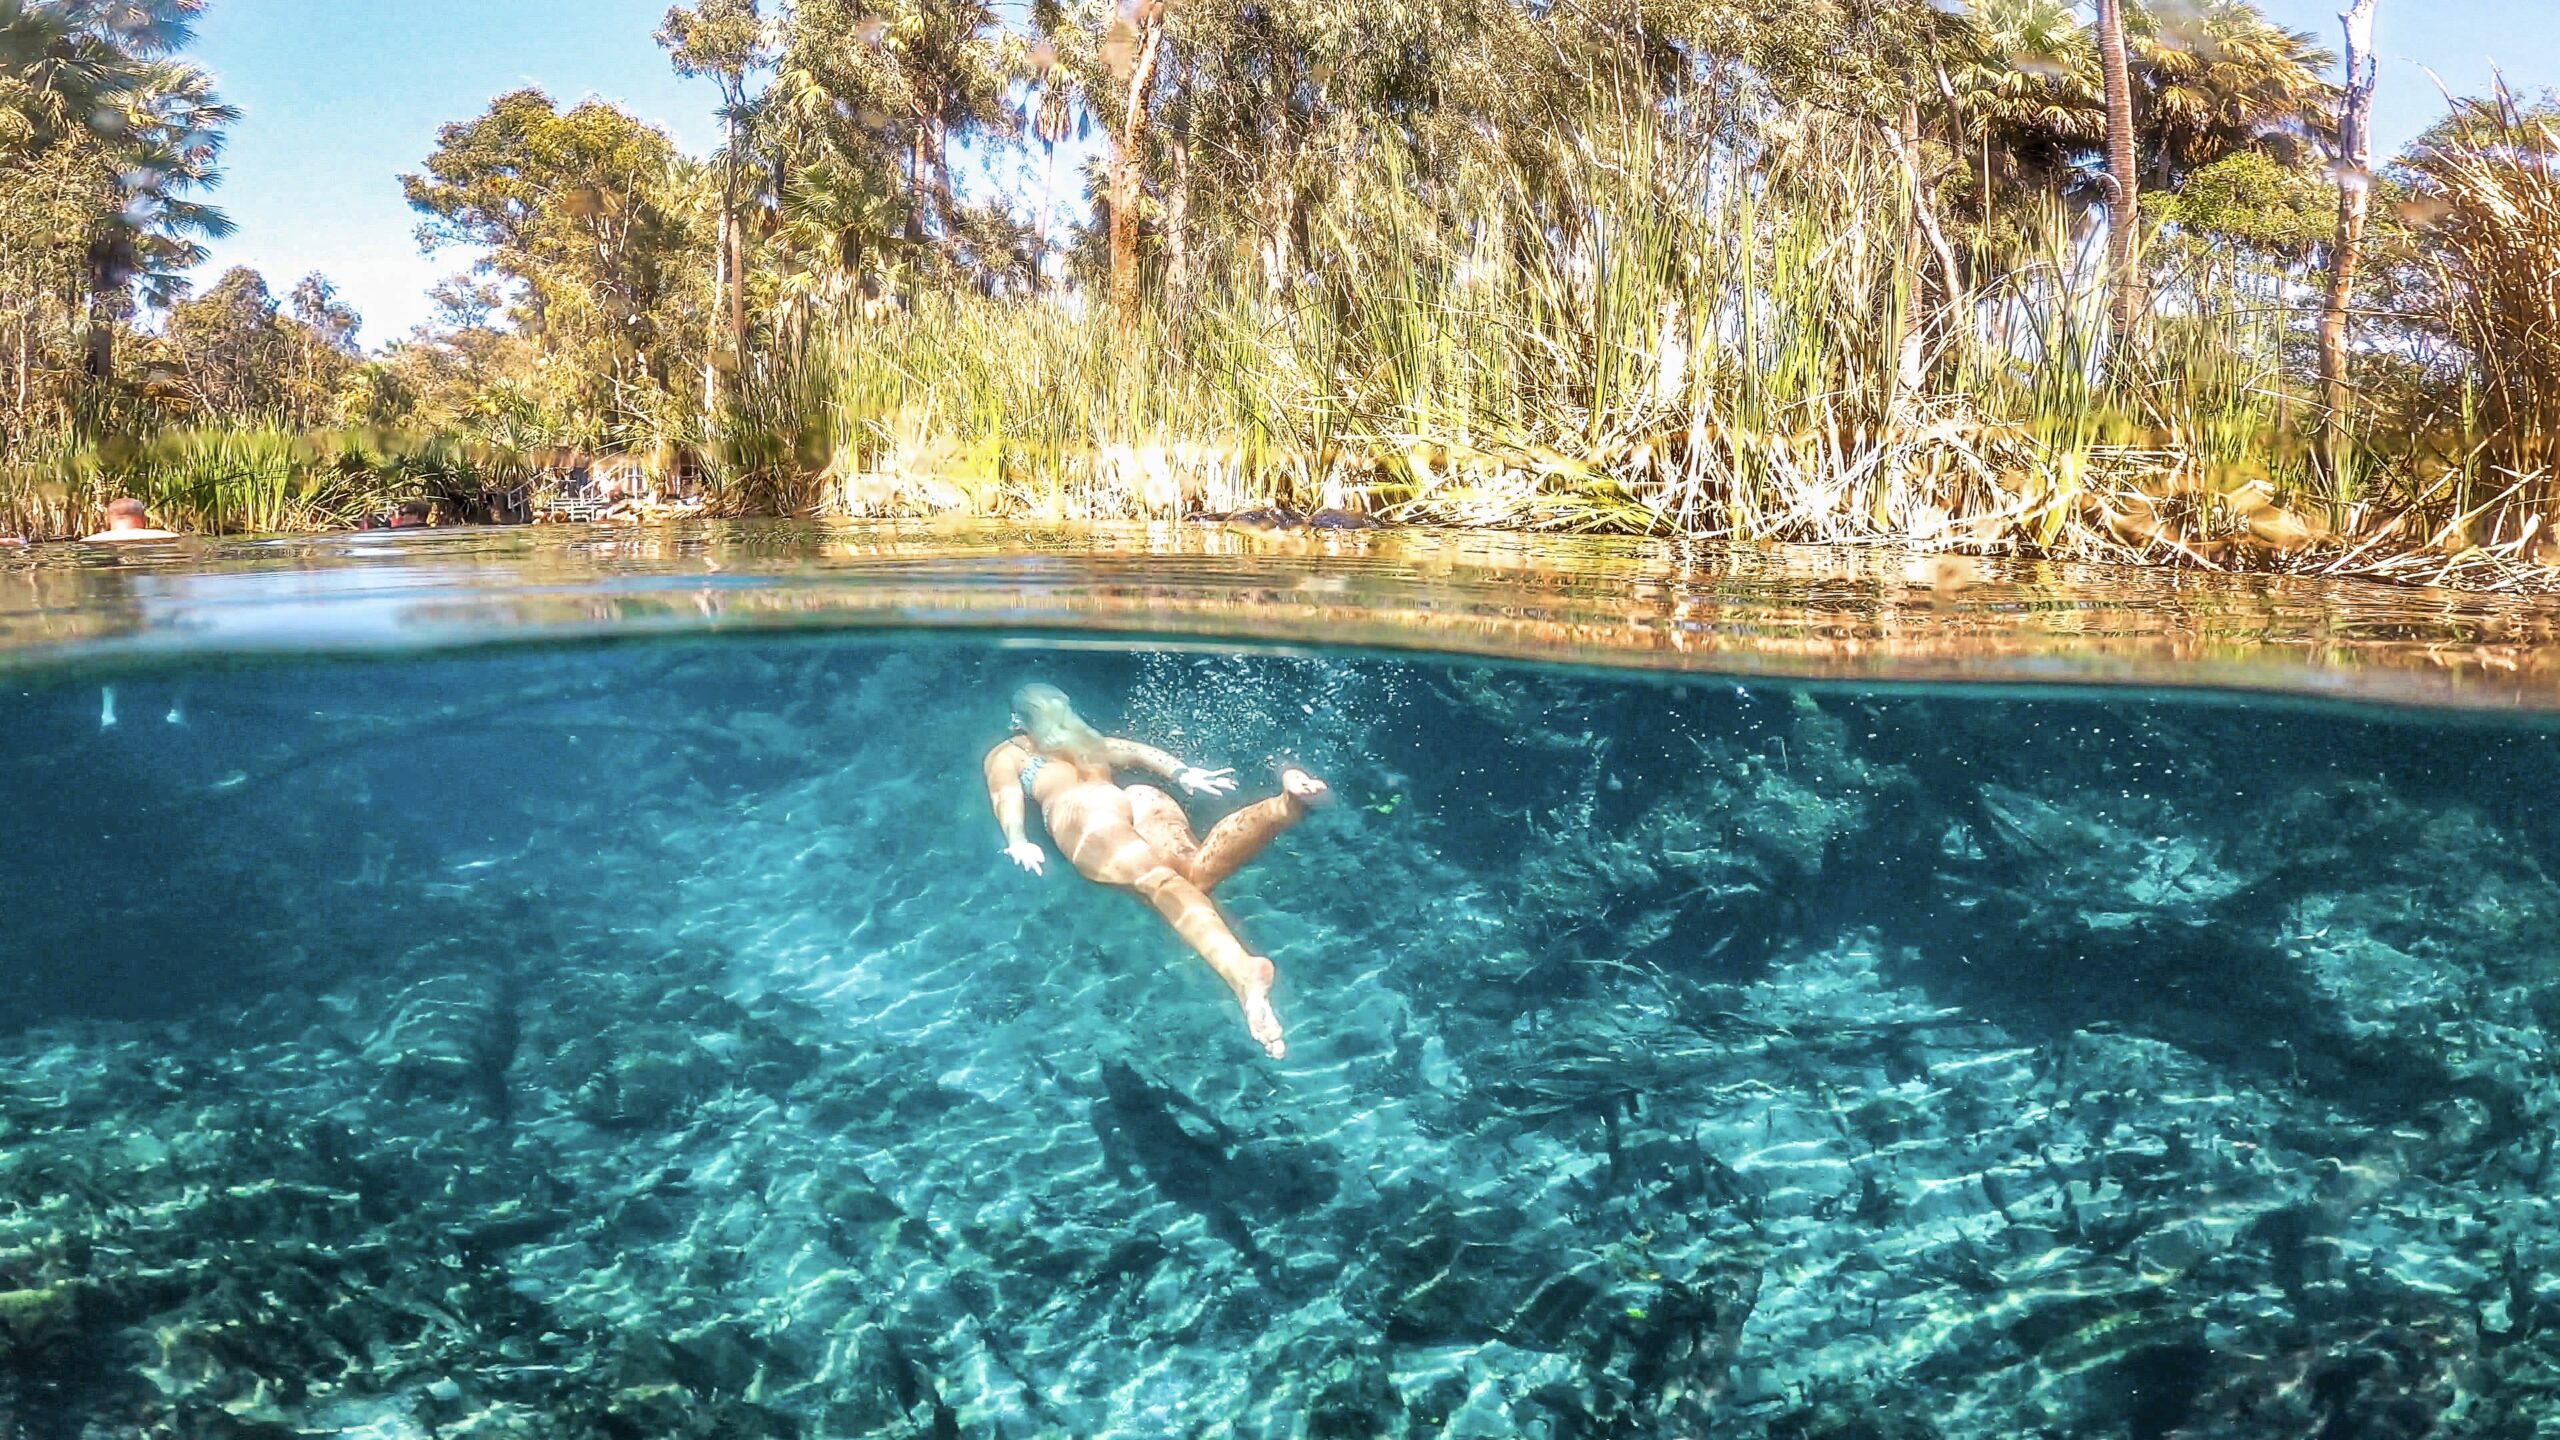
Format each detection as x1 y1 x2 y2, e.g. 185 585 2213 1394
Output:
7 520 2560 708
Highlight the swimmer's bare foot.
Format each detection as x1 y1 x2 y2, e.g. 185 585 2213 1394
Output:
1280 766 1333 810
1237 956 1287 1059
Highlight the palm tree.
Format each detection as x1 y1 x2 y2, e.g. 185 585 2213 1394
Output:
2134 0 2334 187
80 53 237 379
2094 0 2142 345
1946 0 2100 209
771 152 903 343
1953 0 2333 206
2 0 92 142
1023 35 1078 291
764 0 1018 279
2 0 197 133
2 0 234 382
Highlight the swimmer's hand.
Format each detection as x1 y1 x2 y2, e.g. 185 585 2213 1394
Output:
1177 765 1238 796
1003 841 1048 875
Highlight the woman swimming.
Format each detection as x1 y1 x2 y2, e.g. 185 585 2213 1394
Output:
983 683 1330 1059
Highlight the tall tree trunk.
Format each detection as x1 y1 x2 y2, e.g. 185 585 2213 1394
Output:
2319 0 2380 497
1887 108 1967 363
905 137 929 248
1258 155 1296 297
728 210 747 366
707 206 729 411
2096 0 2141 351
1035 138 1058 295
1165 122 1192 314
717 109 748 401
1109 15 1167 330
83 289 113 385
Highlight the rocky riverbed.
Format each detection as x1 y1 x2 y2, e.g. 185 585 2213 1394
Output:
1 642 2554 1437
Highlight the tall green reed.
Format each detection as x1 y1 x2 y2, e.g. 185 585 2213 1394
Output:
1 427 523 538
720 92 2309 560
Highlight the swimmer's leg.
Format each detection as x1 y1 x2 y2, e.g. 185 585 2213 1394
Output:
1187 767 1332 891
1130 863 1286 1059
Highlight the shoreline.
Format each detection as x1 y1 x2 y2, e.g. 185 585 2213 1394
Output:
10 497 2558 598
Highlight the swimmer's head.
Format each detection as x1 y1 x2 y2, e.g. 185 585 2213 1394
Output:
1013 683 1106 763
104 498 150 529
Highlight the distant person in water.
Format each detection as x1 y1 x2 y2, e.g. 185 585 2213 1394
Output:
984 683 1331 1059
82 498 179 542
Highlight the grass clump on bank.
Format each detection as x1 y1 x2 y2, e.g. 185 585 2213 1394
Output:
0 429 529 538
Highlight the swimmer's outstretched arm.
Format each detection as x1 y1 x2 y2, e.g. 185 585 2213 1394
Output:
1104 737 1237 795
982 737 1045 873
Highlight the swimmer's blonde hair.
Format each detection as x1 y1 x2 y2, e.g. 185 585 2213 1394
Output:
1013 683 1108 765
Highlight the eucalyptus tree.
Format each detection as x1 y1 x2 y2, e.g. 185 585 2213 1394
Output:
403 90 708 441
767 0 1020 282
135 262 362 427
658 0 771 393
287 272 362 422
1103 0 1160 323
158 264 292 422
1025 0 1186 311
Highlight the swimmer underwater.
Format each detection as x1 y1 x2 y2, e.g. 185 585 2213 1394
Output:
982 684 1331 1059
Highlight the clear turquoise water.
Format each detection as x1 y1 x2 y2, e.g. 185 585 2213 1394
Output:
2 533 2557 1437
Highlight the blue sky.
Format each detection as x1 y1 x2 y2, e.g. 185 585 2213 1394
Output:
2257 0 2555 148
189 1 724 345
187 0 2558 347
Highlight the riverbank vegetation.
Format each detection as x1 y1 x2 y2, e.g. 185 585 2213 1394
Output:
3 0 2558 587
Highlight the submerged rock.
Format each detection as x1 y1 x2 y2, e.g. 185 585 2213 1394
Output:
363 971 516 1107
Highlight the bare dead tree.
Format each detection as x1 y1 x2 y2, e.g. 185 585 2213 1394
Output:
2318 0 2381 496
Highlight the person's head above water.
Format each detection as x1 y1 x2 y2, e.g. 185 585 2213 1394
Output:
83 498 179 542
1012 683 1109 764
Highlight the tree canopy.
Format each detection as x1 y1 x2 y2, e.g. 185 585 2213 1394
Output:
403 89 706 439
